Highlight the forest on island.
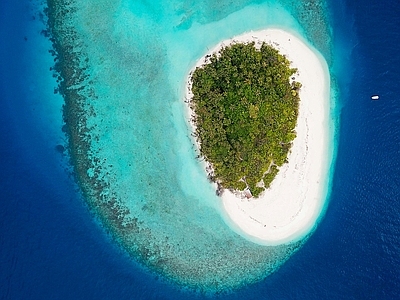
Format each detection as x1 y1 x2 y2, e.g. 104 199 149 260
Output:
190 42 301 198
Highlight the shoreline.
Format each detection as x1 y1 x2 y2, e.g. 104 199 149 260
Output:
185 28 330 245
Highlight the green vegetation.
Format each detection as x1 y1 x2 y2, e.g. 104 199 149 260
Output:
190 42 302 198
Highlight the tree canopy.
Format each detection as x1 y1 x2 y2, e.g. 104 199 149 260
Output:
190 41 301 198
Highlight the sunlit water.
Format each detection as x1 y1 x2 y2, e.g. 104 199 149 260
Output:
4 0 400 298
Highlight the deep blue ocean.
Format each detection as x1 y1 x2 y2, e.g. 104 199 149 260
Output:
1 0 400 299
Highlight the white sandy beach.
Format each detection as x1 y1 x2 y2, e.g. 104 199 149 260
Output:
186 28 330 245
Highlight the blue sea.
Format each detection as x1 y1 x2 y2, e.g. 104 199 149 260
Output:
1 0 400 298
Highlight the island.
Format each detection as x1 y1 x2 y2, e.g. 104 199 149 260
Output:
189 40 301 198
185 29 330 245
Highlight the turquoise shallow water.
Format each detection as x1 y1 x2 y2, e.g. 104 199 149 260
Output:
46 0 337 293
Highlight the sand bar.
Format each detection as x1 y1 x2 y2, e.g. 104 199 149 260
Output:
186 28 330 245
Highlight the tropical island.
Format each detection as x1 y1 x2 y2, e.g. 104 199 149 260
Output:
185 29 330 245
189 42 302 198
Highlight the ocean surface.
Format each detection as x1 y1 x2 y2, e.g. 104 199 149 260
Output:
1 0 400 298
